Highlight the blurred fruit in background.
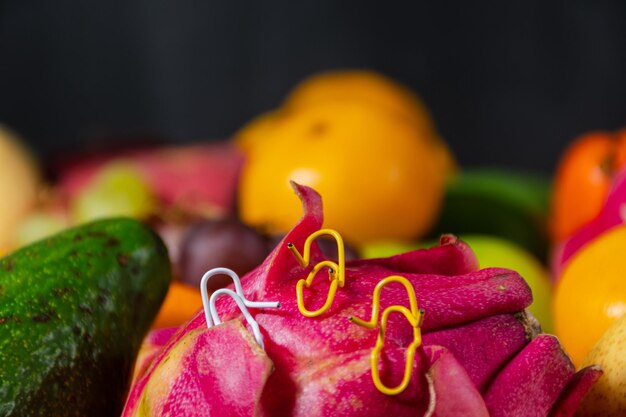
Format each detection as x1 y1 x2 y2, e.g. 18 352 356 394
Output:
362 233 553 332
283 69 436 133
235 110 280 154
550 128 626 243
577 314 626 416
426 168 551 261
151 281 204 329
0 125 42 249
13 210 68 247
553 224 626 367
71 162 156 223
58 142 244 218
177 217 271 291
0 141 247 328
283 70 457 176
552 168 626 280
236 70 441 148
237 70 455 247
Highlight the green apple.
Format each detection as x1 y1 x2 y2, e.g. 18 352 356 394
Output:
361 234 554 333
70 162 156 224
460 234 553 333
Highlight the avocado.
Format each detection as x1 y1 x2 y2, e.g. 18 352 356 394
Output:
0 218 171 417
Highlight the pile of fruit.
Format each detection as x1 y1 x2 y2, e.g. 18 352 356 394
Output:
0 70 624 416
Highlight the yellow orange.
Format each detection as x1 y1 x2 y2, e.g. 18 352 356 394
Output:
235 70 456 179
238 100 446 246
234 110 281 153
283 69 436 135
553 224 626 366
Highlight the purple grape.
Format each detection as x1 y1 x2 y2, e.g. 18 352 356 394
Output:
178 218 271 291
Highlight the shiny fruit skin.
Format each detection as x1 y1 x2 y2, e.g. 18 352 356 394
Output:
238 101 446 246
553 224 626 367
551 129 626 242
576 314 626 416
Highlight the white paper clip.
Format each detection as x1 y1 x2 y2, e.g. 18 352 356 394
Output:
200 267 280 327
209 288 266 349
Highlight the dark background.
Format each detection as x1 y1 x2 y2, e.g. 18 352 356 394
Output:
1 1 625 174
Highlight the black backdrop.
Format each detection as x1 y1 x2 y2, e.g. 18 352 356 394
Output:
1 1 625 173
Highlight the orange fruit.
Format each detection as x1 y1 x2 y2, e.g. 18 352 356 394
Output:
550 129 626 242
283 69 436 135
151 281 204 329
234 69 457 178
553 224 626 366
238 100 447 246
234 110 281 153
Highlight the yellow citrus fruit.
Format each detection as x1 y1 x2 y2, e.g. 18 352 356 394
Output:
283 69 436 135
238 100 447 246
553 224 626 367
235 70 457 178
234 110 281 153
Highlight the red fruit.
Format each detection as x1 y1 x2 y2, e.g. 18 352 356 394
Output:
124 183 598 417
57 142 244 217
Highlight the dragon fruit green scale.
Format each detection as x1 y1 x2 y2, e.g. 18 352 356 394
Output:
123 183 601 417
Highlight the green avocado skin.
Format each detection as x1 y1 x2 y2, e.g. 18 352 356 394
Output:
0 218 171 417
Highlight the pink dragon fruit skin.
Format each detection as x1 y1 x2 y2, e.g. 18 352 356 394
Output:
124 183 601 417
132 320 273 416
131 327 179 385
424 345 490 416
549 365 603 417
484 334 575 417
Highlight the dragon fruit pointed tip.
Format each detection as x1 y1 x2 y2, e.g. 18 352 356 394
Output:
439 234 459 245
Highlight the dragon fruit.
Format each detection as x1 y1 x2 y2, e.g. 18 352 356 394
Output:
123 183 601 416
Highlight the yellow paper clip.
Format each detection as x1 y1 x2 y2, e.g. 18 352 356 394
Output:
349 275 425 396
287 228 345 318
